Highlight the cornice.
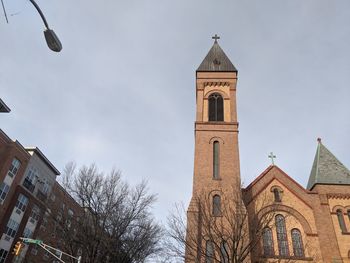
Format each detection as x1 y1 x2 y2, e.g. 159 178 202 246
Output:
204 81 230 87
327 193 350 199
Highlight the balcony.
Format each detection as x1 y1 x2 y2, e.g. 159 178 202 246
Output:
36 189 48 202
23 178 35 193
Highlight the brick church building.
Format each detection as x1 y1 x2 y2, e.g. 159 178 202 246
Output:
185 37 350 263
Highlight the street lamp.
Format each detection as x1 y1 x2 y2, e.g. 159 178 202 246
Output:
29 0 62 52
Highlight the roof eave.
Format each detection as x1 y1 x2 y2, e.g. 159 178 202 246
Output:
0 98 11 113
25 147 60 175
196 69 238 73
309 182 350 189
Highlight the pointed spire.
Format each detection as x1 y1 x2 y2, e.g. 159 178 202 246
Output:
0 98 11 113
197 35 237 72
307 138 350 190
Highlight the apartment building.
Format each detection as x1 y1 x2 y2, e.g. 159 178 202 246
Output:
24 182 83 263
0 130 60 263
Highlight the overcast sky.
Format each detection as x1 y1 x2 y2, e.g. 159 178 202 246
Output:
1 0 350 224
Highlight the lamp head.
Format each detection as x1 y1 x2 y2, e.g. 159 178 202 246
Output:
44 29 62 52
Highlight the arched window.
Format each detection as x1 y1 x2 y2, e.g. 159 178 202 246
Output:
273 188 282 202
291 229 304 258
205 240 214 263
213 195 221 216
208 93 224 122
262 227 274 257
213 141 220 179
275 215 289 257
220 241 229 263
336 209 347 233
347 210 350 221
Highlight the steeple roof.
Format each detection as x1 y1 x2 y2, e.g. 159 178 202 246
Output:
197 36 237 72
0 98 10 113
307 139 350 190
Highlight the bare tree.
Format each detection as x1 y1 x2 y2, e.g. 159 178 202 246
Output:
165 188 281 263
166 185 320 263
41 163 163 263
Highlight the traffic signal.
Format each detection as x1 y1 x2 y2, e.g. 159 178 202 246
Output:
12 241 23 256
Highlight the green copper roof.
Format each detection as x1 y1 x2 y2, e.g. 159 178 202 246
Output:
197 39 237 72
307 139 350 190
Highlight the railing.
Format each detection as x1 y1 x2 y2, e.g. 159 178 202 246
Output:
23 178 35 192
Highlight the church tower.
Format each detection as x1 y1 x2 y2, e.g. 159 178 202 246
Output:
186 36 241 262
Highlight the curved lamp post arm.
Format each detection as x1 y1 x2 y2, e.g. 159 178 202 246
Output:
28 0 49 28
28 0 62 52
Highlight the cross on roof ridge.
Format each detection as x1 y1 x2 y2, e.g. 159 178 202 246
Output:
212 34 220 42
268 152 276 165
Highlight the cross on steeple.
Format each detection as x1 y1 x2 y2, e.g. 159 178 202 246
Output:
212 34 220 43
268 152 276 165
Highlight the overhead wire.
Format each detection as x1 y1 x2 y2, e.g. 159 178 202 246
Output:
1 0 8 23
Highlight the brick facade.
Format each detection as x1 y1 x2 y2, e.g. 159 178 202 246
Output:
23 182 83 263
0 130 81 263
186 40 350 263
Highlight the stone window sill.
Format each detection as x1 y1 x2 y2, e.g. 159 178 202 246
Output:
261 255 313 261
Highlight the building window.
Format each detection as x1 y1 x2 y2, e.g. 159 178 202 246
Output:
208 93 224 121
213 141 220 179
275 214 289 257
67 209 74 228
220 241 229 263
23 167 38 192
347 210 350 222
31 247 38 255
273 188 281 202
57 209 63 220
68 209 74 217
0 182 10 203
5 218 19 238
336 209 347 233
30 205 41 222
38 178 50 196
291 229 304 258
23 227 33 238
15 193 29 212
66 219 72 229
40 215 48 231
213 195 221 216
262 227 274 257
205 240 214 263
43 250 50 259
0 249 9 263
7 158 21 178
51 224 57 238
50 193 56 202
